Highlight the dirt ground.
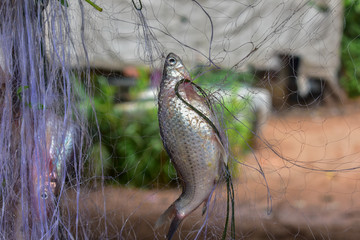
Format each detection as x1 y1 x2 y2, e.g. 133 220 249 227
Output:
64 99 360 240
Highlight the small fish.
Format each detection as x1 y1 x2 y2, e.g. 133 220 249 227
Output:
31 113 76 220
156 53 228 240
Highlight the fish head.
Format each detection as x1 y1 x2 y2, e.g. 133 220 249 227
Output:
31 145 57 221
163 53 191 81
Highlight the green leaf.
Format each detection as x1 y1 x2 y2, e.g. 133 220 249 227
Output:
17 86 29 98
37 104 44 110
84 0 103 12
58 0 69 7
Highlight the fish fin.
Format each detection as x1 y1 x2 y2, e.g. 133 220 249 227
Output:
167 214 182 240
214 133 228 166
202 202 207 216
155 204 176 230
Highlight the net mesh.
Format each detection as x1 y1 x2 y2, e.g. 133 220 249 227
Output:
0 0 359 239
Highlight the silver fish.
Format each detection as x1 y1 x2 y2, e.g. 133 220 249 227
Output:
156 53 228 240
31 113 76 220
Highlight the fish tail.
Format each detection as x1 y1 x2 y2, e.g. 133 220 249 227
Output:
167 214 182 240
155 204 176 229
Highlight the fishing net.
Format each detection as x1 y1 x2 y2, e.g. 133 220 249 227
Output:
0 0 359 239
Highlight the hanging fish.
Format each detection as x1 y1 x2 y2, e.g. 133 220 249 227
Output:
31 113 76 221
156 53 230 240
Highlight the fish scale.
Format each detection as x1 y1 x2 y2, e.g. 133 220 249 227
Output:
156 53 227 240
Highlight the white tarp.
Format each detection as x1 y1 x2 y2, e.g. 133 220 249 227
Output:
52 0 344 98
64 0 341 68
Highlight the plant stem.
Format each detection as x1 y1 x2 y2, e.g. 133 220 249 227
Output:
84 0 103 12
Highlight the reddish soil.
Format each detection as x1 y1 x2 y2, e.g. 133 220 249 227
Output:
65 100 360 239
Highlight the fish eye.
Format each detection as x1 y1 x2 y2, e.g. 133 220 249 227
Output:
168 57 176 65
40 190 48 200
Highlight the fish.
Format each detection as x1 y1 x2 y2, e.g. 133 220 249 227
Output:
156 53 228 240
31 113 76 221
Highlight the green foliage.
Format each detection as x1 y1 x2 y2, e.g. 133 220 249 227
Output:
112 108 176 187
224 96 254 154
89 143 112 176
129 67 150 99
341 0 360 97
194 69 255 89
76 74 175 188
